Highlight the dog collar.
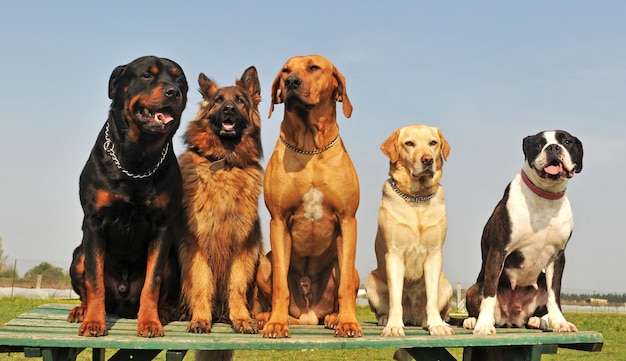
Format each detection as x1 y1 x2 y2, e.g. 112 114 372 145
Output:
280 134 339 155
388 178 438 203
520 169 565 200
103 122 169 179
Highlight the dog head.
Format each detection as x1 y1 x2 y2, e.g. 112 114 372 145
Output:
522 130 583 190
184 66 262 164
268 54 352 120
381 124 450 192
108 56 188 140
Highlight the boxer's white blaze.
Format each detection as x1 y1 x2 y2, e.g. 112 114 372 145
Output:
303 188 323 220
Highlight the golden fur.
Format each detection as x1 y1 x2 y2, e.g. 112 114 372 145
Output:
177 66 264 336
366 124 454 336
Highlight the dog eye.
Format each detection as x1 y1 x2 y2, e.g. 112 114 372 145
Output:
282 68 290 74
308 65 320 71
404 141 414 147
141 73 153 80
563 139 571 146
215 96 224 103
430 140 438 146
235 96 245 104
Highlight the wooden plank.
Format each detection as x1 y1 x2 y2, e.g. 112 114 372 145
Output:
0 304 604 354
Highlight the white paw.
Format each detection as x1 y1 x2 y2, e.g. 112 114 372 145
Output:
473 324 496 335
552 322 578 332
429 324 455 336
381 325 405 337
527 316 548 330
462 317 476 330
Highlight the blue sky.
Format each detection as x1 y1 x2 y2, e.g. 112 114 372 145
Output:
1 1 625 293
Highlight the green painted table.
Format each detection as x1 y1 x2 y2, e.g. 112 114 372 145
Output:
0 304 603 361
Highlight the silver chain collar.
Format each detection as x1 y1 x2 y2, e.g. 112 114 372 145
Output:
280 134 339 155
388 178 438 203
102 122 169 179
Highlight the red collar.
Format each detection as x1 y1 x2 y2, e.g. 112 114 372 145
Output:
521 169 566 200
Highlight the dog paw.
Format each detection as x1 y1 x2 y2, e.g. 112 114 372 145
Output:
137 320 164 338
334 320 363 338
552 321 578 333
255 312 270 329
260 322 290 338
187 319 212 334
429 324 455 336
462 317 476 330
78 320 108 337
381 325 405 337
527 316 548 330
473 324 497 335
232 318 259 334
67 306 85 323
324 313 339 329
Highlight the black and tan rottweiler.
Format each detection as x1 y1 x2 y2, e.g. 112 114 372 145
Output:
68 56 188 338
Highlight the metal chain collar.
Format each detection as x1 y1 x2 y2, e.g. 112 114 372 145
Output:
280 134 339 155
102 122 169 179
388 178 438 203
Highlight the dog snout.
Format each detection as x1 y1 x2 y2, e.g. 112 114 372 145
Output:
163 85 181 99
221 102 237 115
545 144 562 155
422 155 434 166
284 75 302 90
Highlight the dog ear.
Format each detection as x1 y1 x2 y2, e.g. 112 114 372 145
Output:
332 67 353 118
108 65 126 100
197 73 219 100
237 66 261 107
268 71 283 118
438 128 451 161
573 136 583 173
380 130 400 163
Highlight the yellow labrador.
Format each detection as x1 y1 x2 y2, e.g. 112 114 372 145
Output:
366 124 454 336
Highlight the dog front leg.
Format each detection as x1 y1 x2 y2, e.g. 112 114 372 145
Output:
382 251 405 336
179 242 214 334
78 224 108 337
137 237 169 337
423 249 454 336
228 242 261 334
333 216 362 337
473 248 505 335
261 219 292 338
545 251 577 332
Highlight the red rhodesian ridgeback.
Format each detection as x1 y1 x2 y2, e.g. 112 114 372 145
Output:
258 54 361 338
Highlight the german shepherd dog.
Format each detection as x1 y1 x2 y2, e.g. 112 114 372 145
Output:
68 56 188 337
177 67 264 338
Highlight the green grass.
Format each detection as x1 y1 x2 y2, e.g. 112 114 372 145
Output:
0 298 621 360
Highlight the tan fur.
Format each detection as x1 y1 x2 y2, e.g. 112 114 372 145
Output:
258 55 361 339
177 67 264 337
366 124 454 336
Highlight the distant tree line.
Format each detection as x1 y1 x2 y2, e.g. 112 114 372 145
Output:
561 292 626 304
0 236 70 287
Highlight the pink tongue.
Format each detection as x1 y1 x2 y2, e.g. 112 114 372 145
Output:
155 112 173 124
544 165 562 175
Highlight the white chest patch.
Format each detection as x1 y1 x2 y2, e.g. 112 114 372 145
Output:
303 188 324 220
504 176 573 287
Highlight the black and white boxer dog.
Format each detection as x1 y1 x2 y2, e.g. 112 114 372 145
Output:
463 130 583 335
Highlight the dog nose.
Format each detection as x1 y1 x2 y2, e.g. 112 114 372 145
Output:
422 155 434 166
164 86 180 98
284 75 302 90
545 144 561 155
222 102 236 114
